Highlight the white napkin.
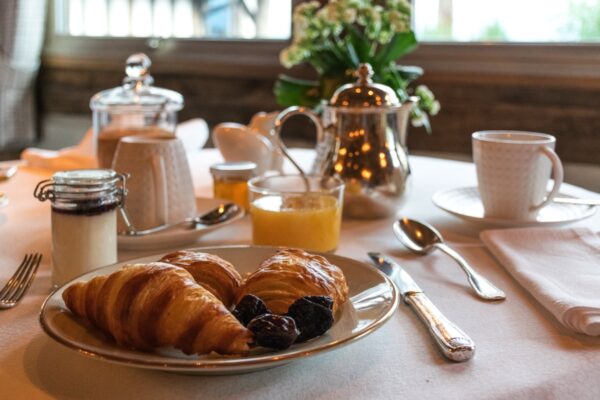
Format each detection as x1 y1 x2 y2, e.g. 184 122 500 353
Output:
21 118 209 171
481 227 600 336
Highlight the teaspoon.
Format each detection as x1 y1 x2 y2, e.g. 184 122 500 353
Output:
121 203 242 236
393 218 506 301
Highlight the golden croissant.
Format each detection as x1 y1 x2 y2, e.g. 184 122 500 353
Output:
159 250 242 308
62 262 253 355
236 248 349 315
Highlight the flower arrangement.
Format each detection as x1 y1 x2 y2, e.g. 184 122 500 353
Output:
275 0 440 131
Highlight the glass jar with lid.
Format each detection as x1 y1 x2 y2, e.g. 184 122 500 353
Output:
34 169 128 287
210 162 257 209
90 53 184 169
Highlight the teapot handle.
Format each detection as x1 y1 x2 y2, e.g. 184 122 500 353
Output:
270 106 324 176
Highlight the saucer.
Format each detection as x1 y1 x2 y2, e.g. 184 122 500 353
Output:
432 187 597 227
118 197 244 250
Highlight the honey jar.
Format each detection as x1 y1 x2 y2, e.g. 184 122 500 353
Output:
210 162 257 209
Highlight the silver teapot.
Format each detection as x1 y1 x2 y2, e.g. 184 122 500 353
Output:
273 63 415 219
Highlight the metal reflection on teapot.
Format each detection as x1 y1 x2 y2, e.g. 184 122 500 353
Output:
272 63 416 219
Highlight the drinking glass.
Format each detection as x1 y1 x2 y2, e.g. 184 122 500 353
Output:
248 175 344 252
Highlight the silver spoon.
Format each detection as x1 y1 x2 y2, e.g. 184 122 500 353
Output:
553 197 600 206
121 203 242 236
393 218 506 301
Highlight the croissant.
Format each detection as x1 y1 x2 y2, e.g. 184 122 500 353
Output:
236 249 349 315
159 250 242 308
62 262 252 355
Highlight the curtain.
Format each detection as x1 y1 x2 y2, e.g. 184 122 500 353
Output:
0 0 47 149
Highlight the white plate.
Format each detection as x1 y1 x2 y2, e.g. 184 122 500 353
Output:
118 198 244 250
432 186 597 227
39 245 399 375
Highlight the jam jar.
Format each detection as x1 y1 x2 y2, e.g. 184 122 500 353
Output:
210 162 257 209
34 170 127 287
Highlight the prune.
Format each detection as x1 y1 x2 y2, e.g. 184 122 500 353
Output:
247 314 299 350
287 297 334 342
232 294 270 326
303 295 334 311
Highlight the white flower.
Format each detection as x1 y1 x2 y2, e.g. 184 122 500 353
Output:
416 85 435 103
388 10 409 33
295 1 320 17
411 113 426 127
429 100 441 115
293 14 310 41
280 44 307 68
342 8 357 24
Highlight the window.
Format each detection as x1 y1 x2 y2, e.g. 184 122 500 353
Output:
414 0 600 43
44 0 600 81
53 0 291 40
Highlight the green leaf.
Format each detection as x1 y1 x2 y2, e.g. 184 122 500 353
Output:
373 32 418 69
347 25 371 62
274 75 321 108
395 65 423 82
344 39 360 68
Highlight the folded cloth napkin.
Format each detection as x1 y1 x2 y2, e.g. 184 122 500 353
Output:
21 118 209 171
481 227 600 336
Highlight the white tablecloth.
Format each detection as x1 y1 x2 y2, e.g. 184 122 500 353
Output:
1 149 600 400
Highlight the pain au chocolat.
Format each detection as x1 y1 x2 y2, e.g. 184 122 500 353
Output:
62 262 252 355
236 248 349 315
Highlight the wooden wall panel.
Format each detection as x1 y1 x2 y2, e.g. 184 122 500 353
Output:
37 65 600 165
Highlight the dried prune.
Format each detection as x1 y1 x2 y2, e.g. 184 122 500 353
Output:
287 297 334 342
247 314 299 350
232 294 270 326
303 295 334 311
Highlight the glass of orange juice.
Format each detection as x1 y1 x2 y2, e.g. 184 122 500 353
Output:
248 175 344 253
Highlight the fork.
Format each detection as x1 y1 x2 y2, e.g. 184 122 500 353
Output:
0 253 42 309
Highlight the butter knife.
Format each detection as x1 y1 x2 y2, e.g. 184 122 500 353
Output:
368 252 475 362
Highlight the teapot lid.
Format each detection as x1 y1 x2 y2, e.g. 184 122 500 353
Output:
329 63 400 108
90 53 184 112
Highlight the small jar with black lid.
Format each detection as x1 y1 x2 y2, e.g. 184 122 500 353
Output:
34 169 127 287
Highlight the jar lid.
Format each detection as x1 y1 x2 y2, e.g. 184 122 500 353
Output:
329 63 400 108
52 169 119 193
34 169 125 202
90 53 184 112
210 162 257 180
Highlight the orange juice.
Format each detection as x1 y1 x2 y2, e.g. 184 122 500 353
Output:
251 194 342 252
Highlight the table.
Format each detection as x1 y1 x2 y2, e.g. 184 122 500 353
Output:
2 149 600 400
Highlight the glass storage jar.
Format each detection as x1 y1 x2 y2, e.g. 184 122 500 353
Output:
90 53 184 169
210 162 257 209
34 169 127 287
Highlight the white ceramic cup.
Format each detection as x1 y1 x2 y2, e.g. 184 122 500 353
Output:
472 130 564 220
212 111 285 174
112 135 197 231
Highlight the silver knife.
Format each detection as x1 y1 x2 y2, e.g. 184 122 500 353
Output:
368 252 475 362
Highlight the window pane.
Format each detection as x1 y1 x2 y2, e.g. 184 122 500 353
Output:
54 0 291 40
414 0 600 43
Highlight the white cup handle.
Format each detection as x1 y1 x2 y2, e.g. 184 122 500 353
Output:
532 146 563 211
151 154 169 225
